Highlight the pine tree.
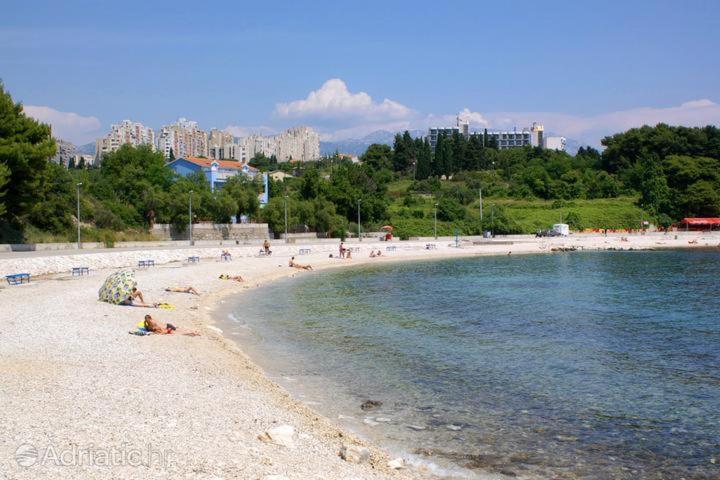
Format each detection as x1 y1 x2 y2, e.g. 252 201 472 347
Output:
467 135 484 170
433 133 452 177
415 138 432 180
391 133 405 172
0 83 56 221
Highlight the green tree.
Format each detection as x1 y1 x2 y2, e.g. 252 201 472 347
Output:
0 162 9 217
0 83 57 222
300 166 322 200
415 138 432 180
433 133 451 177
98 144 173 226
360 144 392 171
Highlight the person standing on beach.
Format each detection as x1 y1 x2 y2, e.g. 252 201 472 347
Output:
339 241 346 258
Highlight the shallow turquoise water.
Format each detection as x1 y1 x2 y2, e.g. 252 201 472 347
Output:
225 251 720 479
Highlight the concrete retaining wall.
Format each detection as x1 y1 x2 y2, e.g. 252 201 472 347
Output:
151 223 270 241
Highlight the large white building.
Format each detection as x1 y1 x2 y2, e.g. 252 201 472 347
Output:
427 117 548 150
208 128 240 160
95 120 156 160
239 126 320 163
157 117 208 159
544 136 567 151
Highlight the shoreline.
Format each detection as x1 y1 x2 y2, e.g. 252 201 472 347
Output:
1 235 718 479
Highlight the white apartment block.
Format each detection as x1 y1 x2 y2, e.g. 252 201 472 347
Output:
157 117 208 159
51 139 77 166
428 117 547 150
239 126 320 163
208 129 238 160
544 136 567 151
95 120 155 160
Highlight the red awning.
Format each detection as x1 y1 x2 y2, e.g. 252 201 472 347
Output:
680 218 720 225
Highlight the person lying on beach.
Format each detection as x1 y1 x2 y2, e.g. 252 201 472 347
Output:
289 256 313 270
164 286 200 295
219 274 244 282
143 314 200 336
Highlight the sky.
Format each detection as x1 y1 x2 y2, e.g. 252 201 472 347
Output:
1 0 719 147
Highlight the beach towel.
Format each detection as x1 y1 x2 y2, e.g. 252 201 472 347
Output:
128 326 151 336
157 302 175 310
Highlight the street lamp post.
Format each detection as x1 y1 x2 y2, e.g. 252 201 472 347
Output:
284 195 289 243
76 182 82 249
188 190 194 245
434 203 438 239
357 198 362 242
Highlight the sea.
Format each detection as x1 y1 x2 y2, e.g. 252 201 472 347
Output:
219 250 720 479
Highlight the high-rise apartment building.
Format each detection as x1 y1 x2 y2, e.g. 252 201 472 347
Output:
95 120 155 161
157 117 208 159
51 139 77 166
238 126 320 163
208 129 238 160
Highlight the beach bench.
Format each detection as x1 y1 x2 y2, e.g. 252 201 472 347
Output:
71 267 90 276
138 259 155 268
386 246 397 252
187 256 200 263
220 253 232 261
298 248 311 255
425 243 437 250
6 273 30 285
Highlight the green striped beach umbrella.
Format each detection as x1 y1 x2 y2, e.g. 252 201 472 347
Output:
98 270 137 305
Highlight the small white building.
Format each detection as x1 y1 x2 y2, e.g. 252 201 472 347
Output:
544 136 567 151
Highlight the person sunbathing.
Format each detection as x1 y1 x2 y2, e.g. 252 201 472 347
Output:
120 287 158 308
165 286 200 295
143 314 200 336
289 256 313 270
219 274 244 282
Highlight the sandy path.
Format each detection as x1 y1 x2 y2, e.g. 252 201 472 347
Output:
0 235 716 479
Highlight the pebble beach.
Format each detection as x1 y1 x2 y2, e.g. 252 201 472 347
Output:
0 233 716 479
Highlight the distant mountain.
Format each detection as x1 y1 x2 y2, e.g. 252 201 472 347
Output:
320 129 425 156
76 142 95 156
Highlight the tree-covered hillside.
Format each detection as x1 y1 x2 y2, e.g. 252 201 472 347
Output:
2 83 719 243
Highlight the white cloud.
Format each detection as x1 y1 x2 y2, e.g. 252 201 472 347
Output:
275 78 412 122
23 105 101 145
458 108 489 127
223 125 277 138
479 99 720 146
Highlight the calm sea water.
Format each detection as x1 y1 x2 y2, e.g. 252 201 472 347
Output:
222 251 720 479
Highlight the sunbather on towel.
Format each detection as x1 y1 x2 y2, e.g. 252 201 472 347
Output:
143 314 200 336
289 257 313 270
219 274 244 282
165 286 200 295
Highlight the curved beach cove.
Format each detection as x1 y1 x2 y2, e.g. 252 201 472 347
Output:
223 251 720 479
